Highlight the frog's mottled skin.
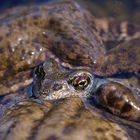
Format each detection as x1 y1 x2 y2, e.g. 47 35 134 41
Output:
1 97 140 140
0 1 140 140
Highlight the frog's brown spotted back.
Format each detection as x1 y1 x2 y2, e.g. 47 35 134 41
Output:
0 1 105 96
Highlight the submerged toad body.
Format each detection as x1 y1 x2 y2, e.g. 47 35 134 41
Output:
0 1 140 140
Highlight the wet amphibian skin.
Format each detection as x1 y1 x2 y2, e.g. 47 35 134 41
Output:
33 59 140 122
0 1 140 140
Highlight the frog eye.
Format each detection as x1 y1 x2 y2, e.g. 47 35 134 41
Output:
35 64 45 78
95 82 140 122
68 72 91 90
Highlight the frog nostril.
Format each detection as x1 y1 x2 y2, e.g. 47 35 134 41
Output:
52 83 62 91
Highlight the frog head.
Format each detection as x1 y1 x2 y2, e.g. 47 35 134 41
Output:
32 59 95 100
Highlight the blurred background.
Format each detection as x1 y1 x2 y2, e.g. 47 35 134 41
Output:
0 0 139 23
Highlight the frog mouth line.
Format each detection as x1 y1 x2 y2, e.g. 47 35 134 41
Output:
40 86 92 101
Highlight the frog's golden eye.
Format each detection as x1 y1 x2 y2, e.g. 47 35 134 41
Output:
69 73 91 90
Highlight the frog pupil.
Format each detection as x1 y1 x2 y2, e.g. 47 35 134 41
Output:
78 80 87 87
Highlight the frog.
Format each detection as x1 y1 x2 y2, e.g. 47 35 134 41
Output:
0 1 140 140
